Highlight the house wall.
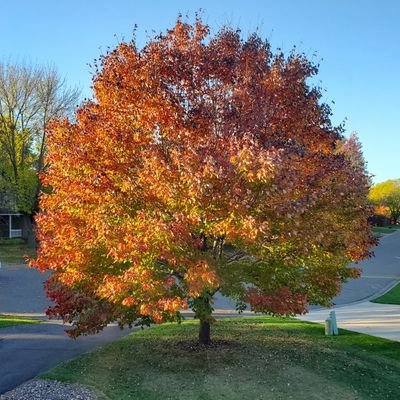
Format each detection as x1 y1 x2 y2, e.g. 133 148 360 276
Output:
0 215 10 238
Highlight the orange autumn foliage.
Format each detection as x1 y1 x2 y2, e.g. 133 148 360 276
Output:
32 18 375 337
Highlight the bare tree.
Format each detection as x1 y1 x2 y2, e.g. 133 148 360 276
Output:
35 66 81 172
0 61 81 214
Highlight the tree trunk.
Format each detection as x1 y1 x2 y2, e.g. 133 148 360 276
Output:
199 320 210 345
191 292 214 345
21 214 36 247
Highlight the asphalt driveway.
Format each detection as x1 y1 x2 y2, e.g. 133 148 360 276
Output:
0 321 136 394
0 262 135 394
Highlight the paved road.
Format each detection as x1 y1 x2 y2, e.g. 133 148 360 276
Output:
331 230 400 305
213 231 400 310
0 263 50 316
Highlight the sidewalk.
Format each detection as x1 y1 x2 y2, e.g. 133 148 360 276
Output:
297 301 400 342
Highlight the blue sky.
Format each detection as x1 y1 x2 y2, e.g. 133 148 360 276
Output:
1 0 398 183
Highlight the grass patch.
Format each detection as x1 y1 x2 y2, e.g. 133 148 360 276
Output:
0 238 26 245
0 314 38 329
42 317 400 399
372 283 400 305
0 242 36 264
372 225 400 234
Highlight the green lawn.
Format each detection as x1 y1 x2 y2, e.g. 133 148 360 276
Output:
372 283 400 305
372 225 400 235
0 314 38 329
42 317 400 399
0 240 36 264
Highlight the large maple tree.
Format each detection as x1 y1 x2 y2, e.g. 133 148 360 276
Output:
32 18 375 344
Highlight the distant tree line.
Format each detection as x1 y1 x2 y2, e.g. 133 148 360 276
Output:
368 179 400 225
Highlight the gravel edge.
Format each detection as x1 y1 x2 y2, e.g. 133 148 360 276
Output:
0 379 98 400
